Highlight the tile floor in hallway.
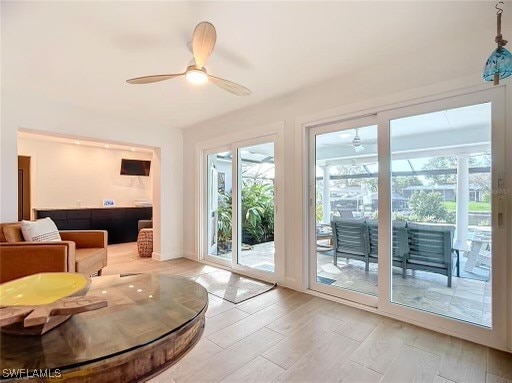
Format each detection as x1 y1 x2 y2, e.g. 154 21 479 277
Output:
104 243 511 383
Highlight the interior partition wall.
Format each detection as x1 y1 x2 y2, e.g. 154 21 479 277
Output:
307 87 508 350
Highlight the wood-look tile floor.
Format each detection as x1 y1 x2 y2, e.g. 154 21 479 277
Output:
104 243 512 383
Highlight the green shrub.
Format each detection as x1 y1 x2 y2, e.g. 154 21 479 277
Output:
408 191 453 223
316 204 323 222
241 181 275 244
216 180 275 246
217 192 232 243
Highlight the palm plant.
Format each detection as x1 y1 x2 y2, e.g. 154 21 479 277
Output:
217 192 232 244
215 180 275 247
241 181 274 243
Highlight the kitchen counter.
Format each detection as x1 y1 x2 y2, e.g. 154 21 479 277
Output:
34 206 152 244
34 205 151 211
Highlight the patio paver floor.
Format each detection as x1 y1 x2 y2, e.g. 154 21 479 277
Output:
211 241 491 327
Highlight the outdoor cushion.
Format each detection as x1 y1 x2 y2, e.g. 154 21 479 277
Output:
407 259 447 268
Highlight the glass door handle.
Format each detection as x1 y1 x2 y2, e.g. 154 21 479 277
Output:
497 177 505 227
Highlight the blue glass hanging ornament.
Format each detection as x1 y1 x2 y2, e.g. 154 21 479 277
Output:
483 2 512 85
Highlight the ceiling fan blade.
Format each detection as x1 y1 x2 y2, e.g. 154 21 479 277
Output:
209 75 251 96
126 73 184 84
193 22 217 69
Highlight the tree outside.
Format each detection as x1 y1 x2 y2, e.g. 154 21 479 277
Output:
408 191 455 223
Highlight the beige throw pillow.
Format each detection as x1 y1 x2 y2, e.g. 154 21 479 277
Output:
21 218 62 242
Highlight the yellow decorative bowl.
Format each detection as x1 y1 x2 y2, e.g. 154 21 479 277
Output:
0 273 90 306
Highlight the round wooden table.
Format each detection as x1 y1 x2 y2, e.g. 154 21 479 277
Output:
0 274 208 382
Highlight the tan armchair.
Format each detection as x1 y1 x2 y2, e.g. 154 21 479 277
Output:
0 222 108 283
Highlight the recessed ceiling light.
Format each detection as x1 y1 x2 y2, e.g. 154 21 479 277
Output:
339 132 351 139
130 148 136 152
74 140 80 145
104 144 110 149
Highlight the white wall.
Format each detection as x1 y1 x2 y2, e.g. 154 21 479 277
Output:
18 137 153 210
1 92 183 260
183 57 508 282
182 39 512 350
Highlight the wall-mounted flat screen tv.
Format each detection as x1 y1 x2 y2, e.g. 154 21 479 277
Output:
120 159 151 176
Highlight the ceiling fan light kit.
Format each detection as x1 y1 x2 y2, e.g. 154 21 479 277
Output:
185 66 208 85
126 21 251 96
352 129 365 153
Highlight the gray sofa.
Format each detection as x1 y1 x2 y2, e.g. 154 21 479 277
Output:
330 219 459 287
406 223 458 287
331 219 369 269
367 220 409 278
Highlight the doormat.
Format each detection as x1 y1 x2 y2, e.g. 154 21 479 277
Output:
194 270 276 304
316 276 336 285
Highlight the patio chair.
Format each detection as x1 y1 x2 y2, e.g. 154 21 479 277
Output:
464 230 491 273
405 223 458 287
316 223 333 252
340 210 354 219
331 218 369 270
366 220 408 277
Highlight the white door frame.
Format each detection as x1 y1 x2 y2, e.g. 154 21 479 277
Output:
305 86 508 350
231 134 284 282
197 123 285 284
377 87 507 350
202 145 233 269
308 115 379 307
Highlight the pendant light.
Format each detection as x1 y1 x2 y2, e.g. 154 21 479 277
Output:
483 1 512 85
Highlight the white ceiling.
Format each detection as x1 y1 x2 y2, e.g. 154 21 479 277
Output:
1 1 497 130
317 102 491 145
18 130 154 153
316 103 491 162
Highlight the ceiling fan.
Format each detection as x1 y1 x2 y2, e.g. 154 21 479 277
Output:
320 129 376 152
352 128 365 153
126 22 251 96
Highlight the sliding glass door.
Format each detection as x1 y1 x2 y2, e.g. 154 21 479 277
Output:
389 103 494 327
308 88 507 349
206 150 233 263
204 136 280 280
237 142 276 273
309 116 379 306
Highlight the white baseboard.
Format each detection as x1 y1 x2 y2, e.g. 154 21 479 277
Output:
152 251 184 261
284 277 302 290
183 250 198 260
